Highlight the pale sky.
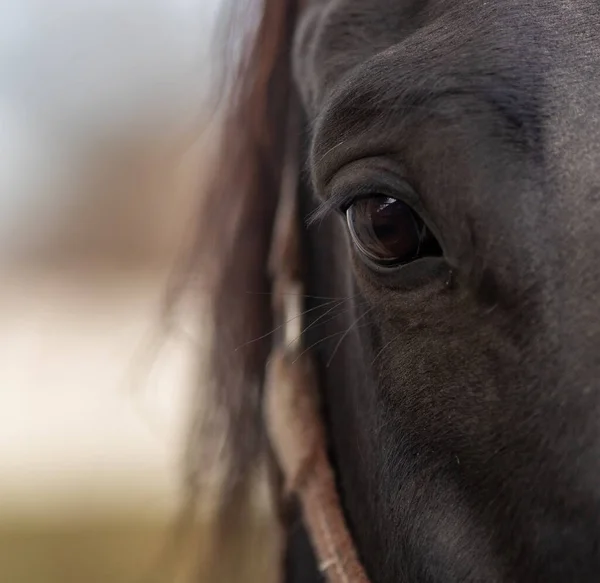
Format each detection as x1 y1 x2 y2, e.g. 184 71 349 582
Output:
0 0 222 255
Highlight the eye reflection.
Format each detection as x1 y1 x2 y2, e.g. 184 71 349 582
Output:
346 196 441 266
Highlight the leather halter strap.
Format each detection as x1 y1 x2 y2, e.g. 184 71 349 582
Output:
264 106 371 583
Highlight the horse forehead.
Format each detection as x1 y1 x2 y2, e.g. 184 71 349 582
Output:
295 0 600 115
295 0 600 291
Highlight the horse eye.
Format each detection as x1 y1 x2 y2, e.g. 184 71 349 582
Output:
346 196 442 267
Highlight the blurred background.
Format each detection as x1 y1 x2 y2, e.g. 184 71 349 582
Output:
0 1 233 581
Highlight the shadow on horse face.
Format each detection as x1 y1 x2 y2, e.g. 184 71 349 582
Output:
293 1 600 581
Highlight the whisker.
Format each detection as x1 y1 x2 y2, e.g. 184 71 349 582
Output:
234 299 340 350
244 290 357 301
291 329 349 365
283 299 351 352
371 332 402 367
326 305 377 368
292 320 372 366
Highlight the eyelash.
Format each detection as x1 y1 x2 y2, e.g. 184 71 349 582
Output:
308 189 397 226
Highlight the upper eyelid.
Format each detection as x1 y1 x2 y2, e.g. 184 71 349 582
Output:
307 158 419 227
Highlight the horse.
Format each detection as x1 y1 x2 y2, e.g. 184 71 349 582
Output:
188 1 600 581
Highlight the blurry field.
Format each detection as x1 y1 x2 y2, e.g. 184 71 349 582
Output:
0 516 275 583
0 268 196 583
0 267 274 583
0 514 275 583
0 270 191 583
0 516 172 583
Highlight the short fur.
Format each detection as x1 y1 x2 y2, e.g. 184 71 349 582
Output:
192 1 600 582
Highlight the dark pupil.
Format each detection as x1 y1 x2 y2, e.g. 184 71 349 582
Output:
348 196 439 265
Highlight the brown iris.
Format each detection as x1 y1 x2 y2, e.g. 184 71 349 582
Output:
346 196 441 266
